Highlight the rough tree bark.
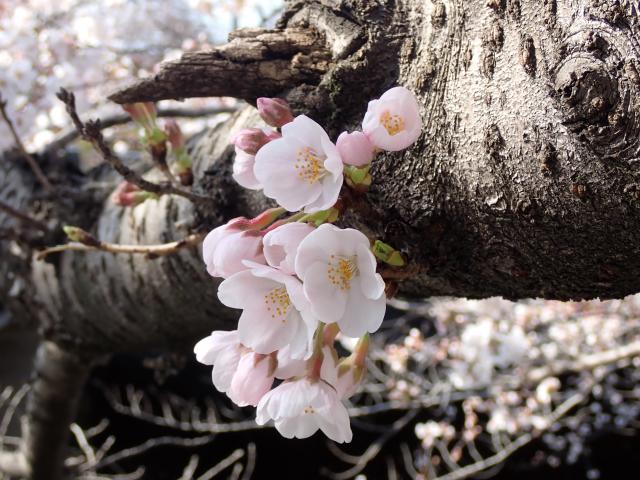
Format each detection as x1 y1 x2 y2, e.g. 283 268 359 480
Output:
1 0 640 478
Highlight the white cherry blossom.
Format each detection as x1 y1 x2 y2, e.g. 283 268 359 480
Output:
256 378 352 443
254 115 344 213
295 224 386 337
362 86 422 151
217 263 318 359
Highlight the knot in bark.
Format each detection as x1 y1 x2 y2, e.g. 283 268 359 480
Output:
555 59 619 125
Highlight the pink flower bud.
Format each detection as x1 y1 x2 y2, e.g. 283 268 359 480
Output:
202 220 267 279
232 128 270 155
256 97 294 128
112 181 157 207
336 131 375 166
227 207 285 231
164 120 185 150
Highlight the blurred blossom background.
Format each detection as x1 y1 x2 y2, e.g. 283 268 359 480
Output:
2 1 640 479
0 0 281 152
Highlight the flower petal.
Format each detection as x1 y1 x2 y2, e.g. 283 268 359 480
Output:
303 261 348 322
337 285 386 337
356 243 386 299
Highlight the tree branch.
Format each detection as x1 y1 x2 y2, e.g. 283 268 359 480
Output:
0 93 54 192
44 105 237 155
108 27 331 104
36 233 204 261
0 199 49 232
56 88 212 205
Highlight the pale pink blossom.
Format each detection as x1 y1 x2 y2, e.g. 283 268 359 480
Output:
194 330 274 407
336 131 375 166
362 86 422 151
194 330 243 393
228 352 275 407
202 221 265 279
256 97 294 128
256 378 352 442
263 222 315 275
232 147 262 190
217 263 318 359
254 115 344 213
295 224 386 337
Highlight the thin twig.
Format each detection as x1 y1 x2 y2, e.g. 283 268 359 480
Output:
196 449 245 480
240 443 256 480
70 423 97 466
56 88 211 205
36 232 204 261
178 455 199 480
87 434 217 472
0 199 49 232
0 385 29 450
45 106 236 154
324 409 420 480
0 93 54 191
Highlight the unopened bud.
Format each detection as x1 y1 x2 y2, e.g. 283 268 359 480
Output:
63 226 100 247
227 207 287 231
164 120 185 150
122 102 157 131
337 131 375 167
256 97 294 128
113 182 159 207
232 128 271 155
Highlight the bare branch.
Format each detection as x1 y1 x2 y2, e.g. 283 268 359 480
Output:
44 105 237 155
108 28 330 104
0 199 49 232
36 232 204 261
0 93 54 191
195 448 244 480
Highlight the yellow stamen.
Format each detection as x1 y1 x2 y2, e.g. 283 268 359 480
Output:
327 256 358 291
295 146 324 184
264 286 291 323
380 110 405 136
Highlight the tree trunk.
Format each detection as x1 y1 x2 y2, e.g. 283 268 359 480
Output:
1 0 640 474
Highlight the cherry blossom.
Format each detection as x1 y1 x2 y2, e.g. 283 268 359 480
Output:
202 220 265 278
232 147 262 190
217 263 318 359
256 377 352 443
295 224 386 337
263 222 315 275
362 86 422 151
336 131 375 167
194 330 275 407
194 330 243 393
254 115 344 213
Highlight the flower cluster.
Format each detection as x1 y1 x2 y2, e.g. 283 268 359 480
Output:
195 86 422 442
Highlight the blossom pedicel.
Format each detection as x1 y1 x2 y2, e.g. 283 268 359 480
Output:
196 87 422 443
